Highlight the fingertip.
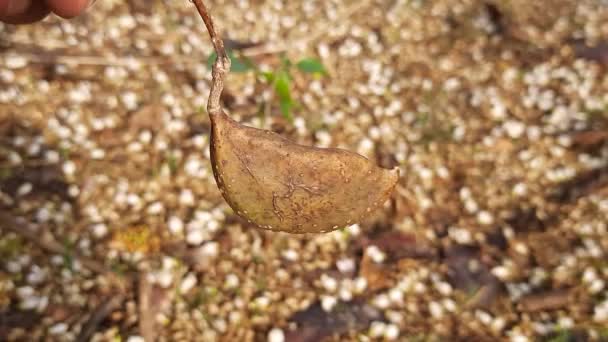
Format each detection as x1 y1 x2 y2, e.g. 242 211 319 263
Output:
0 0 9 17
0 1 50 25
0 0 30 17
45 0 89 18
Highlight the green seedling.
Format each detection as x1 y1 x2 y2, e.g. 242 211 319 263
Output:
208 46 326 123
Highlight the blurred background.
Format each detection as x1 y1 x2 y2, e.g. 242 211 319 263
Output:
1 0 608 341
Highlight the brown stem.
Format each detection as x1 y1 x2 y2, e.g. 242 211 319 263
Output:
76 294 124 342
138 272 157 342
191 0 231 118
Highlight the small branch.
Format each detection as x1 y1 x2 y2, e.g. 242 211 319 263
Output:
191 0 231 118
517 288 574 313
14 53 198 67
76 294 125 342
138 272 157 342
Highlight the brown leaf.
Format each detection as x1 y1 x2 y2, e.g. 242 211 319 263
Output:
285 300 382 342
194 0 398 235
210 111 399 234
358 231 437 261
517 288 573 313
425 207 458 238
527 231 578 270
46 304 77 322
445 245 502 309
359 253 392 292
128 103 163 133
0 310 41 337
1 166 70 200
570 130 608 149
549 166 608 203
572 40 608 64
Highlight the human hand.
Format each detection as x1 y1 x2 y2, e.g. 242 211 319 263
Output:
0 0 93 24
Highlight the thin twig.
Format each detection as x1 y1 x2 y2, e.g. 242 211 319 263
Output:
517 288 574 313
191 0 231 118
76 294 125 342
13 53 197 67
138 272 157 342
1 40 199 66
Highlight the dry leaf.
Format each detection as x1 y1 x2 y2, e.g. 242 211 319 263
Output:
359 253 392 292
210 112 399 234
285 300 382 342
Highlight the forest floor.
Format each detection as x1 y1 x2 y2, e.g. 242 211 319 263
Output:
1 0 608 341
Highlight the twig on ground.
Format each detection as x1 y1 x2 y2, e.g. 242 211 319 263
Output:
75 294 125 342
138 272 157 342
15 53 195 67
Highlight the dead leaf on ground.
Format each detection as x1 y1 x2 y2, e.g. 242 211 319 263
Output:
285 299 382 342
569 130 608 150
128 103 163 134
0 310 41 338
444 245 503 310
357 231 437 261
517 288 573 313
110 225 161 255
0 166 70 201
550 166 608 203
526 231 577 270
359 253 392 292
572 40 608 64
424 207 459 238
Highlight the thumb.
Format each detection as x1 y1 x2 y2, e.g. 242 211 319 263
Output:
0 0 50 24
45 0 91 18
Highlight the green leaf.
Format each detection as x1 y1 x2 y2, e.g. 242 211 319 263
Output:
274 71 294 122
166 153 178 174
547 330 571 342
296 58 327 75
280 99 293 123
228 51 254 73
274 71 291 101
259 71 275 83
280 54 292 69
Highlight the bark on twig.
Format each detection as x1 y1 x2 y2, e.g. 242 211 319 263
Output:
76 295 125 342
191 0 231 118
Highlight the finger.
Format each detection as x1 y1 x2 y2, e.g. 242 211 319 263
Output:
0 0 32 17
45 0 90 18
0 0 50 24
